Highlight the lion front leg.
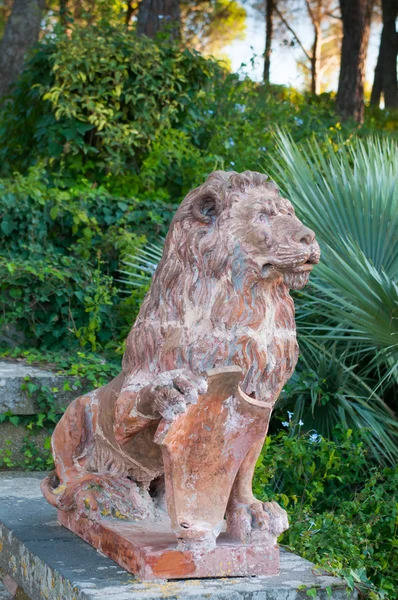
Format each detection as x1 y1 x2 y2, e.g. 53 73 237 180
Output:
114 369 207 445
226 437 289 543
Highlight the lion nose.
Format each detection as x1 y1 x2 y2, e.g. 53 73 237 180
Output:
292 226 315 245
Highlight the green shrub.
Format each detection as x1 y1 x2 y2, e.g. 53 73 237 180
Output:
0 24 221 188
0 167 177 348
1 22 395 191
254 425 398 598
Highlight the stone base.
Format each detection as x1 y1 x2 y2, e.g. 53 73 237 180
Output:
59 509 279 580
0 472 357 600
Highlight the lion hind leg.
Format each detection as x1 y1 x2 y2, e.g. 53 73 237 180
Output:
41 391 98 509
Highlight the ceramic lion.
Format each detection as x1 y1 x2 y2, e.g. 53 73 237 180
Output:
42 170 320 549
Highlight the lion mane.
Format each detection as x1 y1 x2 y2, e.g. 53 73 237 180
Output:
122 170 298 401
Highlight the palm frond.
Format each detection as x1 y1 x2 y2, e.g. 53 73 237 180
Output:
118 240 164 293
277 342 398 463
271 134 398 275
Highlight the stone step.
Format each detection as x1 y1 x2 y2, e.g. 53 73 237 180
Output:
0 361 78 415
0 361 80 467
0 472 357 600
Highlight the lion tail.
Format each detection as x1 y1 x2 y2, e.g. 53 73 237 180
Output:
40 470 61 507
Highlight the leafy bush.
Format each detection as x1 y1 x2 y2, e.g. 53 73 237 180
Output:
0 167 176 348
1 25 372 351
254 425 398 598
0 24 221 189
1 22 396 189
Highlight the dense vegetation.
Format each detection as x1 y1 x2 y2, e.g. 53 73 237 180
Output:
1 24 397 599
254 425 398 598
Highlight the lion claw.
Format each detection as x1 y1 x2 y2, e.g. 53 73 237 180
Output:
226 499 288 543
262 501 289 536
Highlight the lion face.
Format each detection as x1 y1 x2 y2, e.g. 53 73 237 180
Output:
229 186 320 290
173 170 320 291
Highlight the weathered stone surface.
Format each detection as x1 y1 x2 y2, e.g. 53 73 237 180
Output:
0 361 79 415
0 473 355 600
0 580 13 600
1 573 18 598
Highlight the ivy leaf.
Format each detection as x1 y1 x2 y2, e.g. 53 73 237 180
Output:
1 214 16 235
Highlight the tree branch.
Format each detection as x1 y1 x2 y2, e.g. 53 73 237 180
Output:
318 54 339 77
326 11 342 20
321 33 343 46
304 0 316 27
274 5 312 62
125 0 137 25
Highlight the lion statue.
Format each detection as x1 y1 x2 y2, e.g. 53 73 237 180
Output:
41 170 320 548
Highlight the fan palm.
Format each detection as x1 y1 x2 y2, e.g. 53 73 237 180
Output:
270 133 398 461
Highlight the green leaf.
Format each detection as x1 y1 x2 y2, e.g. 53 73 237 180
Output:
1 214 16 235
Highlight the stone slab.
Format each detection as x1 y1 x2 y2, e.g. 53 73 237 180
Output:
0 472 356 600
0 361 79 415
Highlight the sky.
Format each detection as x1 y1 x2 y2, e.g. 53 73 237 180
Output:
224 4 382 91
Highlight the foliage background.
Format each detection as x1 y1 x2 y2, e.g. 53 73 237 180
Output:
1 23 397 600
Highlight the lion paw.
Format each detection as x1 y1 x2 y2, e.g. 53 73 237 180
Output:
150 369 208 421
54 474 154 522
262 501 289 536
226 500 288 543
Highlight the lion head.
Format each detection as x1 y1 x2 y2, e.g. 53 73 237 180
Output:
124 170 320 395
169 169 320 291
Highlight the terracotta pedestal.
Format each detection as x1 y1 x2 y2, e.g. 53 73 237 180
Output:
58 511 280 580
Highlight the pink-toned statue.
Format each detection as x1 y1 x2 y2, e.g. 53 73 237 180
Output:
41 171 320 579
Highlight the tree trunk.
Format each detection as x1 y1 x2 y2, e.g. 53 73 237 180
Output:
370 0 397 108
0 0 45 99
371 41 383 107
137 0 181 41
336 0 374 123
311 25 322 95
263 0 274 84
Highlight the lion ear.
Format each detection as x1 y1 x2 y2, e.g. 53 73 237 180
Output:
192 195 221 224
